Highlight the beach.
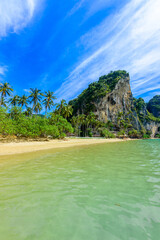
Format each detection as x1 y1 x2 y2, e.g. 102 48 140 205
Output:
0 138 131 156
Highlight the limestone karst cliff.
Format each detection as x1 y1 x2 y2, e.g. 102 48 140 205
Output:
94 75 136 124
69 70 160 137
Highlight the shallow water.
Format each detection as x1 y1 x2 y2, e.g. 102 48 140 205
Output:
0 140 160 240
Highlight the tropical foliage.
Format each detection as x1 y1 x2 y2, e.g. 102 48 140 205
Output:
43 91 56 115
147 95 160 118
0 107 73 139
0 70 160 140
0 84 73 139
0 82 13 106
69 70 129 114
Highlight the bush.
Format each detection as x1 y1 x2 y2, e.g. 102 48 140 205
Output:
99 128 115 138
106 121 114 130
128 129 141 138
155 134 160 138
142 134 150 139
87 128 93 137
117 129 125 137
0 108 73 139
49 113 73 136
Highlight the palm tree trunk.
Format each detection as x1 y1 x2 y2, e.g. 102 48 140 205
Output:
45 107 47 117
0 96 2 107
0 93 4 107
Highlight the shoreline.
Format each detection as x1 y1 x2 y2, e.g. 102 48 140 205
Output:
0 138 134 156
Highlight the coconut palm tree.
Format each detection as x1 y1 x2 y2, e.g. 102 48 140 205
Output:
71 116 79 136
0 96 7 108
56 99 66 115
86 112 96 127
0 82 13 106
85 112 96 136
62 104 73 119
24 107 32 117
8 95 20 106
29 88 43 113
18 95 28 109
77 114 85 137
34 102 42 115
71 116 77 127
43 91 56 115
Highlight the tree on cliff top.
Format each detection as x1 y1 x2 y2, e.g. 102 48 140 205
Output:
69 70 129 115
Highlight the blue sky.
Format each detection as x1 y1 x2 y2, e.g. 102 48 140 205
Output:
0 0 160 102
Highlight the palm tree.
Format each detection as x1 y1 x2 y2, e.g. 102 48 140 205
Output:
34 102 42 115
8 95 20 106
62 104 73 119
86 112 95 126
24 107 32 117
71 116 79 136
78 114 85 137
29 88 43 113
0 96 7 108
71 116 77 127
43 91 56 115
86 112 96 136
18 95 28 109
56 99 66 115
0 82 13 106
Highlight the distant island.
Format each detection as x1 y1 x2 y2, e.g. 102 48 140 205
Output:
0 70 160 141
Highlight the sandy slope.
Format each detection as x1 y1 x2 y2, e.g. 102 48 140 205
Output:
0 138 131 156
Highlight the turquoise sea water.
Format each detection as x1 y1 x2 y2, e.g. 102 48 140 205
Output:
0 140 160 240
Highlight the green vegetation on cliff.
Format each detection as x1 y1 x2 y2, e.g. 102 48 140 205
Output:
147 95 160 118
69 70 129 114
134 97 160 123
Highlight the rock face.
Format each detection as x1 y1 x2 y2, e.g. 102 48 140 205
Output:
95 76 133 122
147 95 160 118
94 77 160 136
70 71 160 137
143 121 160 138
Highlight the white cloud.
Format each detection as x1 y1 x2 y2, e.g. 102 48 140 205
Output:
0 65 7 82
67 0 86 16
23 89 30 93
0 65 7 76
68 0 117 19
56 0 160 101
0 0 43 37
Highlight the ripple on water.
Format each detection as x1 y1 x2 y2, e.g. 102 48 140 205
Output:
0 140 160 240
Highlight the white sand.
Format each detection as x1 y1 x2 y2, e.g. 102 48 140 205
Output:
0 138 131 156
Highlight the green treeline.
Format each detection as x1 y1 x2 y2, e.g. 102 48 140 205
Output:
0 71 160 140
0 84 74 139
0 108 73 138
